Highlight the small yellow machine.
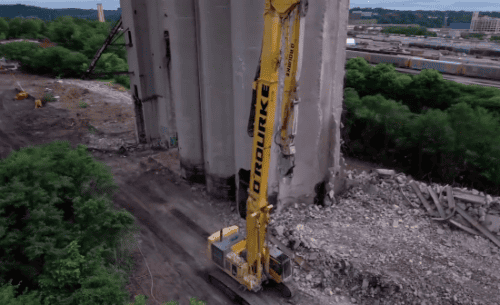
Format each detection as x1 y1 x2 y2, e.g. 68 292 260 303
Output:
15 91 28 100
207 0 307 302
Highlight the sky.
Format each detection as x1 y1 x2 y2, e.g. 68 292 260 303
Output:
0 0 498 12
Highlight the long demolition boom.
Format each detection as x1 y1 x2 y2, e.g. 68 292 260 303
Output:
207 0 306 299
246 0 305 285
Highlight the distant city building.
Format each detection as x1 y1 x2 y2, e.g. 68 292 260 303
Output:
450 23 472 30
470 11 500 34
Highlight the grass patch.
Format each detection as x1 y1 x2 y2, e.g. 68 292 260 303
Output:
79 101 88 108
88 125 97 134
41 92 56 103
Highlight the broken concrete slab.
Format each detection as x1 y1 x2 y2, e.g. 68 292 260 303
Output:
452 190 487 206
375 169 396 178
484 214 500 233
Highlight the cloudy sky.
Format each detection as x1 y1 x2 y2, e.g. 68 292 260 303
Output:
0 0 498 12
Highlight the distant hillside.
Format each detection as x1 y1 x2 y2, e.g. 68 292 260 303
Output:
349 8 500 28
0 4 121 22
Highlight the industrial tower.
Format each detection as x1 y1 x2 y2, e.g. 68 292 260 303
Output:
97 3 105 22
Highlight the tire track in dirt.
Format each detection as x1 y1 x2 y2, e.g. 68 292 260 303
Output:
114 172 301 305
142 178 327 305
0 90 29 158
113 182 235 305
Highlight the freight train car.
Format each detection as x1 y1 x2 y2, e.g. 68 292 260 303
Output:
409 57 464 75
346 51 410 68
462 63 499 79
346 51 372 64
345 50 500 81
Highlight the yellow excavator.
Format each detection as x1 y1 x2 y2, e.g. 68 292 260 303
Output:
207 0 307 303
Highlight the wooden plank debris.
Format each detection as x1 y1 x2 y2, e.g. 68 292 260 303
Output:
409 184 500 246
428 186 446 219
453 190 486 205
446 186 455 211
449 220 481 236
455 206 500 248
409 181 438 217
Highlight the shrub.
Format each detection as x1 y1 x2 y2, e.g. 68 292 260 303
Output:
114 75 130 89
0 41 40 62
61 52 89 77
37 241 130 305
0 281 42 305
0 140 137 302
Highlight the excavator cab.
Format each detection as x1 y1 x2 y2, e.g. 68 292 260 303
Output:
269 247 293 283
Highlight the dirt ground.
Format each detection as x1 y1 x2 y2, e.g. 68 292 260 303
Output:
1 70 499 305
0 70 355 305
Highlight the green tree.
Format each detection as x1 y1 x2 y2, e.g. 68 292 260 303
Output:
7 17 23 38
37 240 130 305
61 51 89 76
45 16 78 48
407 109 456 178
19 19 41 39
81 33 107 59
0 41 40 62
0 18 9 38
407 69 446 112
0 140 137 302
447 102 500 182
365 63 396 97
94 52 128 75
345 68 368 95
0 281 42 305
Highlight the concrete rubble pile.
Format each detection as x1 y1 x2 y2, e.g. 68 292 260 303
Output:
271 168 500 251
0 57 20 71
265 167 500 304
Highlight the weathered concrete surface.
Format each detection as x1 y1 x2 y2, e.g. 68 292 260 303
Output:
122 0 349 203
121 0 161 144
166 0 206 183
195 0 236 199
276 0 350 210
230 0 266 202
146 0 177 148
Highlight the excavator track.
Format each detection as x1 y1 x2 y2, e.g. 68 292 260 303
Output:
276 281 295 298
207 268 267 305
